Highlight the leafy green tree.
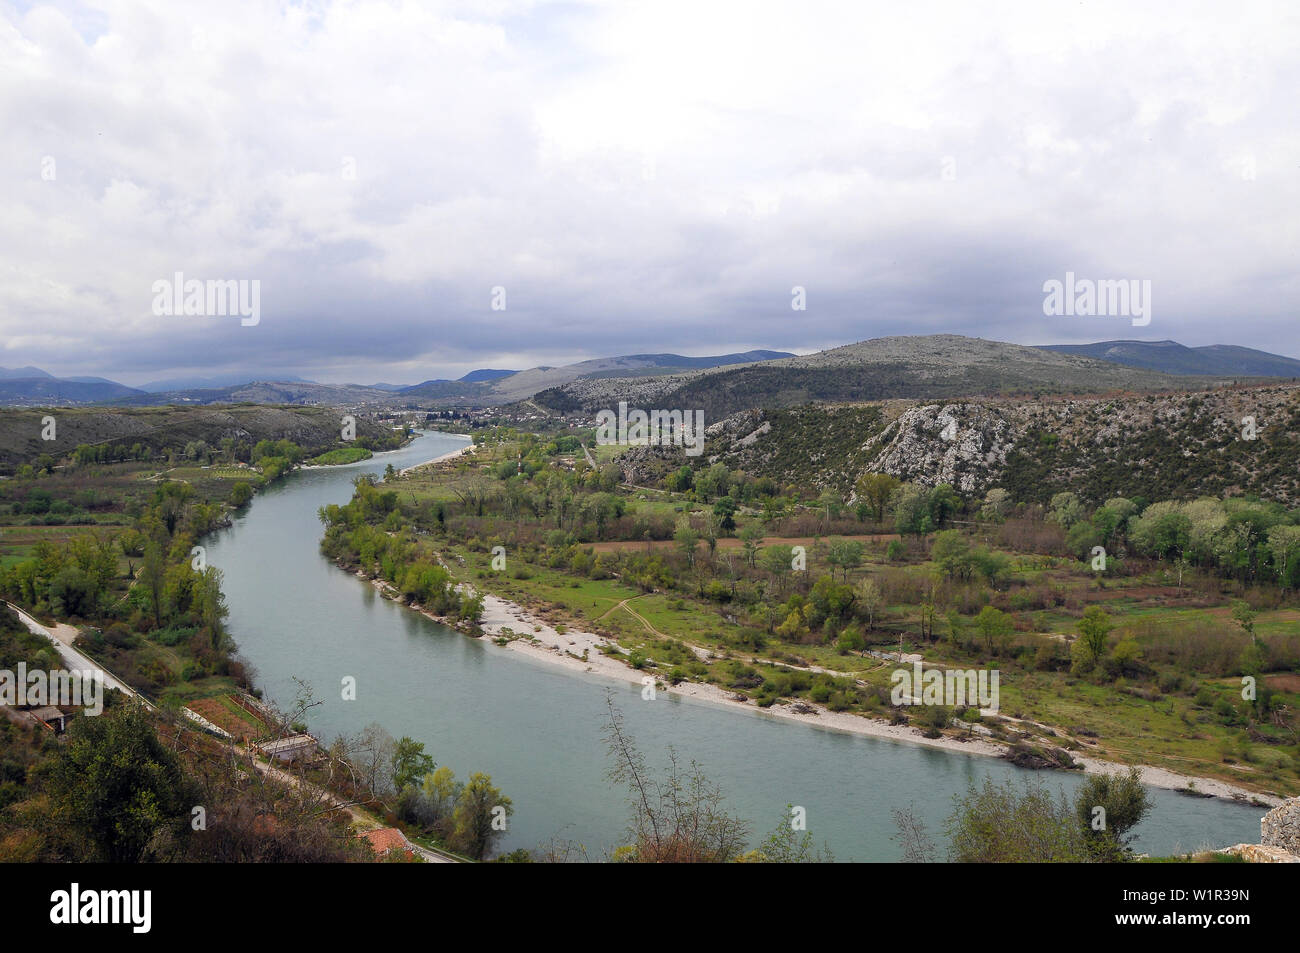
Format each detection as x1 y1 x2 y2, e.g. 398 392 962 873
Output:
974 605 1013 656
673 518 700 568
931 530 973 580
928 483 961 529
1073 768 1151 861
855 473 900 523
392 737 435 793
1075 606 1113 668
449 773 514 860
1230 600 1257 645
712 497 738 533
47 704 195 862
825 538 864 582
980 487 1011 522
890 484 933 537
1047 492 1086 529
1065 520 1102 560
855 578 882 630
944 777 1089 863
140 541 167 628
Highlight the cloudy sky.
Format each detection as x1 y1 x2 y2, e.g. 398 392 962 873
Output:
3 0 1297 386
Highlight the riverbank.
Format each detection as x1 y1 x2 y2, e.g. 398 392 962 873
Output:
364 574 1282 810
399 435 474 474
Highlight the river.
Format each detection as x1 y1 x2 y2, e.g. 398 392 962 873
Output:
202 430 1267 860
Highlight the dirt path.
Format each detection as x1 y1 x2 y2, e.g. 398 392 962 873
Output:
241 748 457 864
587 533 900 554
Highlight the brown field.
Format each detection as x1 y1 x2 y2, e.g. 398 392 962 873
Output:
186 694 268 741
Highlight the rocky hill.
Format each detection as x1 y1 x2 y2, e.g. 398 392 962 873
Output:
617 382 1300 506
542 335 1224 419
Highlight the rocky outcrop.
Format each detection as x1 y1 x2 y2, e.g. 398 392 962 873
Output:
857 402 1014 494
1218 843 1300 863
1261 796 1300 855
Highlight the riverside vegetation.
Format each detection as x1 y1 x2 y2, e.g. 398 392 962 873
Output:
0 407 517 862
320 423 1300 806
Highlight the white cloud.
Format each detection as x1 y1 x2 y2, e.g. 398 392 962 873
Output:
1 0 1297 383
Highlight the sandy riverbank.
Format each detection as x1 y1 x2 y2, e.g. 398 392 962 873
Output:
399 435 474 474
362 577 1283 809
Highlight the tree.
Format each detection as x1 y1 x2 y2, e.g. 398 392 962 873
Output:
47 704 195 862
740 808 833 862
944 777 1089 863
1266 525 1300 589
980 488 1011 523
825 538 864 582
931 530 974 580
1231 600 1257 645
817 488 843 527
1129 501 1191 561
353 723 397 799
392 737 435 793
449 772 513 860
712 496 738 533
918 601 938 643
1065 521 1102 561
927 483 961 529
195 566 229 649
856 473 900 523
739 523 765 568
140 541 166 628
694 464 731 503
974 605 1013 656
1094 497 1138 545
1074 768 1151 861
673 518 700 568
890 483 933 538
1075 606 1113 668
1047 492 1086 529
856 578 882 630
759 546 794 593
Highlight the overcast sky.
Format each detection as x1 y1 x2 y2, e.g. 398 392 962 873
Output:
3 0 1297 386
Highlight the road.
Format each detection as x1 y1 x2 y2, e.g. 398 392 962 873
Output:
4 601 153 710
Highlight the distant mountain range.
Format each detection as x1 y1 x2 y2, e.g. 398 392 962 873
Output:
1037 340 1300 378
138 373 316 392
0 340 1292 408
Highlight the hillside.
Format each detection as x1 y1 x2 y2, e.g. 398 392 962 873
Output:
479 349 794 404
1040 340 1300 377
0 376 145 405
0 405 399 469
616 382 1300 506
543 335 1211 418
